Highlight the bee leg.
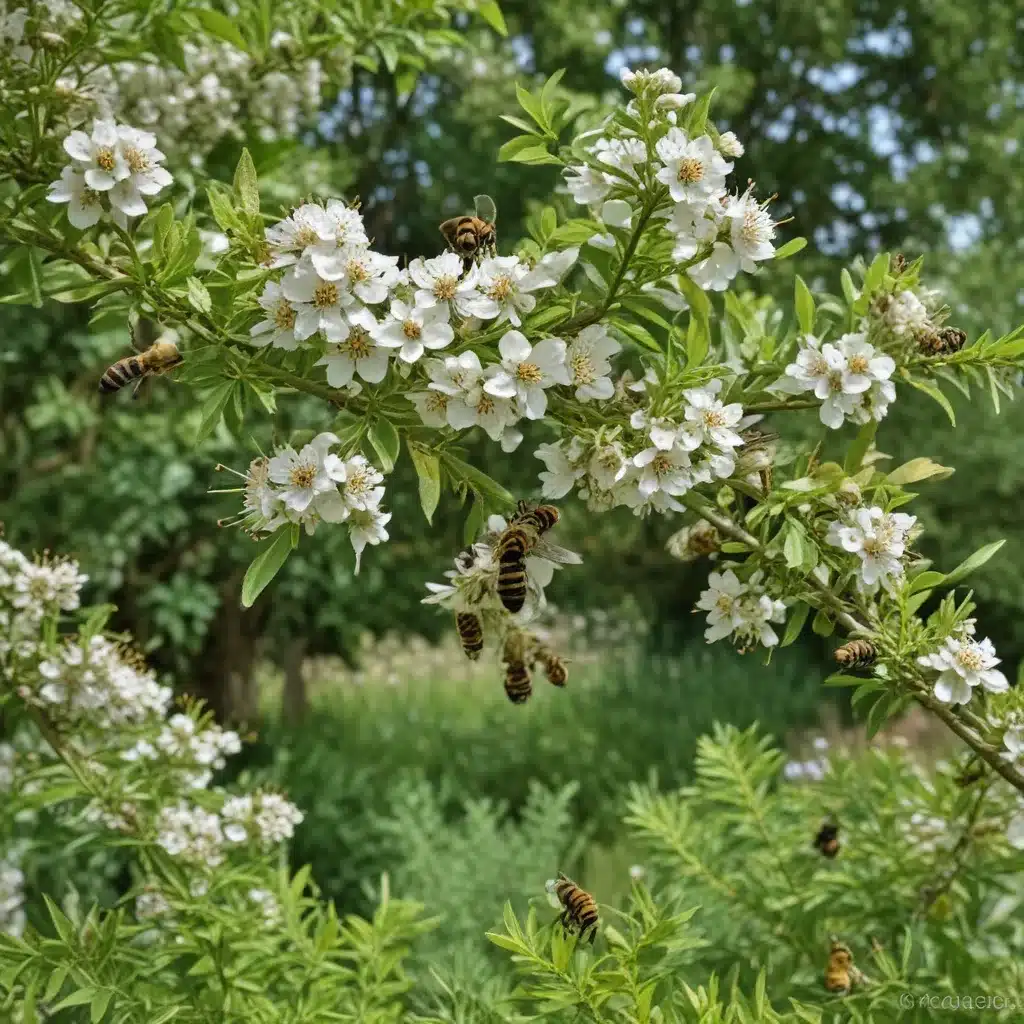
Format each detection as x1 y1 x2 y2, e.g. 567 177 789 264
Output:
131 376 146 400
587 924 597 945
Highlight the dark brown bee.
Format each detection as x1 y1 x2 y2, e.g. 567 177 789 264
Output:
547 874 599 944
833 639 876 670
890 253 906 274
99 340 182 396
455 612 484 660
495 502 560 614
813 819 840 859
824 939 854 994
537 648 568 687
504 660 532 703
439 215 496 270
918 326 967 355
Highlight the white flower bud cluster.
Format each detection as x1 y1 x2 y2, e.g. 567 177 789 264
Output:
46 119 173 228
156 802 228 868
769 332 897 428
696 568 787 651
534 378 746 517
229 434 391 574
221 791 304 847
123 713 242 790
564 66 774 292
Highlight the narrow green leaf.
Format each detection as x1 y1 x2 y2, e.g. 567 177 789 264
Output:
539 205 557 239
863 251 889 297
684 88 716 136
840 268 857 305
497 135 549 162
52 988 97 1012
443 453 515 506
206 185 240 232
685 312 710 367
463 494 488 546
91 990 112 1022
906 377 956 427
506 146 562 166
408 444 441 524
780 602 810 647
843 419 877 474
478 0 508 36
823 673 867 688
498 114 542 136
193 381 234 444
377 39 398 72
241 529 295 608
811 608 834 637
773 237 807 260
232 149 260 217
193 9 248 49
186 276 212 314
943 540 1005 589
794 275 815 335
368 417 400 474
887 457 954 486
514 81 547 130
485 931 525 953
540 68 566 123
908 570 946 595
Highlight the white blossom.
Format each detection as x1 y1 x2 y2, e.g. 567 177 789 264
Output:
565 325 620 401
157 803 225 867
249 281 301 350
348 506 392 574
282 266 353 342
409 251 487 318
315 308 389 386
826 506 916 592
484 331 570 419
46 166 104 229
535 440 585 499
696 569 786 649
655 129 731 205
311 244 400 304
687 241 740 291
723 189 776 269
917 636 1009 706
373 299 453 363
266 432 340 514
882 289 931 337
266 203 341 269
679 379 744 451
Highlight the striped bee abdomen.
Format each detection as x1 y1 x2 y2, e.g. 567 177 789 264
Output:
456 612 484 660
553 874 599 943
813 821 840 859
833 639 876 670
504 662 532 704
496 526 530 613
512 503 559 534
99 357 143 393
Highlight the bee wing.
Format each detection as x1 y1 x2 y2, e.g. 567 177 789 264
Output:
131 375 148 401
531 538 583 565
473 194 497 224
439 218 463 245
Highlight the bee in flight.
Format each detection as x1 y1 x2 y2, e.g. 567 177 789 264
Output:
536 646 568 687
833 639 876 670
502 630 532 704
813 818 840 859
100 321 182 398
546 874 599 944
455 612 484 660
440 194 497 271
495 501 560 614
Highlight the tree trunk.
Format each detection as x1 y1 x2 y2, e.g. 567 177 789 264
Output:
281 636 309 725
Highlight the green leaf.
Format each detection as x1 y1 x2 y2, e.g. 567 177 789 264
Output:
780 602 810 647
498 114 542 136
540 68 566 123
823 673 867 688
206 185 240 232
843 420 877 473
241 529 295 608
811 608 834 637
906 377 956 427
794 275 814 335
91 990 112 1022
377 39 398 73
774 237 807 260
685 312 710 367
684 88 716 136
506 145 562 166
232 149 260 217
863 251 889 297
840 268 858 305
514 81 547 131
443 453 515 507
368 417 400 473
498 135 549 162
186 276 212 314
193 381 234 443
478 0 508 36
539 206 557 239
909 570 946 595
887 457 954 486
485 931 525 953
408 444 441 524
52 989 97 1012
193 9 248 49
943 540 1005 589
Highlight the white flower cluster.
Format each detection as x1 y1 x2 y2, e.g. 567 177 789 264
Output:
423 514 581 620
0 542 87 663
248 887 282 926
156 802 227 868
123 713 242 790
221 791 304 847
81 37 322 166
564 65 774 292
917 635 1009 706
47 119 173 228
696 568 787 650
534 378 745 516
880 289 933 338
232 433 391 572
32 635 173 729
770 332 897 428
826 506 916 594
0 854 25 938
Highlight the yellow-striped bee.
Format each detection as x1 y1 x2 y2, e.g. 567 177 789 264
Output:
495 502 560 614
546 874 599 944
440 195 497 271
918 326 967 355
833 639 876 670
501 631 532 704
538 648 568 687
813 818 840 859
455 612 484 660
824 939 854 994
99 338 182 397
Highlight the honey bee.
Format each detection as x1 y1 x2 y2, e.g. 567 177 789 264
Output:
833 639 876 671
502 632 532 704
824 939 855 994
494 502 560 614
813 818 841 859
890 253 907 274
440 194 497 270
455 611 484 660
100 335 182 397
539 649 568 687
918 325 967 355
546 874 599 944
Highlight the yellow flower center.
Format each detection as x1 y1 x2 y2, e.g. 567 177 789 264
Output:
715 594 733 615
426 392 448 414
273 300 296 330
295 226 319 248
955 646 984 672
741 207 772 247
343 328 371 359
848 355 869 374
289 463 317 489
95 147 116 171
676 157 704 184
487 275 513 301
827 371 845 393
652 453 673 475
346 468 369 495
515 361 542 384
81 188 102 207
570 351 595 385
476 394 495 415
313 282 339 309
347 260 369 283
122 145 148 173
402 319 422 340
434 275 458 300
701 409 725 428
